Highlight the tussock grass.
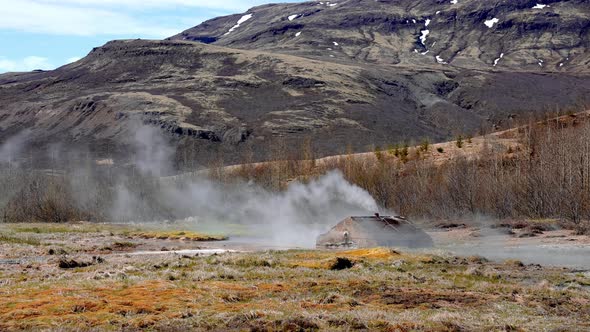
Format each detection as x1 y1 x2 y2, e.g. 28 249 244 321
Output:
0 246 588 331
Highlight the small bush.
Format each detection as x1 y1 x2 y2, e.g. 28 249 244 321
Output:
456 135 464 149
373 146 384 162
420 139 430 152
400 144 409 162
387 144 398 156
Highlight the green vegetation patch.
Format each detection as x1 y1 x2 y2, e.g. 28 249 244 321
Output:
0 234 41 246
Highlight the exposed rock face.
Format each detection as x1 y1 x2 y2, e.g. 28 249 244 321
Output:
171 0 590 71
0 0 589 166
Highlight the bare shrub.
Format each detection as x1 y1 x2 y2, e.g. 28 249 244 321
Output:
240 116 590 227
3 175 85 223
4 110 590 227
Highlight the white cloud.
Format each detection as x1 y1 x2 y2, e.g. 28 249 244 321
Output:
0 0 291 37
0 0 302 73
35 0 272 11
0 56 54 72
66 56 82 63
0 1 180 37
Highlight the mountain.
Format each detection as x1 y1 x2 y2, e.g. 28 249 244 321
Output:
1 0 589 167
171 0 590 71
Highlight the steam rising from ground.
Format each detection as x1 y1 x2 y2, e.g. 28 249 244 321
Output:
165 171 380 247
0 130 30 165
0 125 381 249
2 126 590 265
132 124 174 176
109 121 382 247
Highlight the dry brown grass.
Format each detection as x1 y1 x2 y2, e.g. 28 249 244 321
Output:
0 244 588 331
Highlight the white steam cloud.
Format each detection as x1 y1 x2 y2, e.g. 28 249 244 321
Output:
0 130 31 166
132 124 174 176
0 123 383 248
106 121 381 247
163 170 380 247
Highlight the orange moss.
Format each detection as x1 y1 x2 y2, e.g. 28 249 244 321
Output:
0 281 194 330
256 283 289 292
339 248 400 259
132 231 227 241
208 281 251 291
0 278 307 329
289 248 402 269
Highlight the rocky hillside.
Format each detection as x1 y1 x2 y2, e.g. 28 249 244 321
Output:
0 0 589 167
171 0 590 71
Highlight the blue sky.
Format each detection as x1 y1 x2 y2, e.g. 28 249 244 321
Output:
0 0 301 73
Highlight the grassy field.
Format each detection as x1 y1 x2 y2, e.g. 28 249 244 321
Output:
0 224 589 331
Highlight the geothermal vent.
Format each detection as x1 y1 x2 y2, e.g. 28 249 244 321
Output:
316 214 433 249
